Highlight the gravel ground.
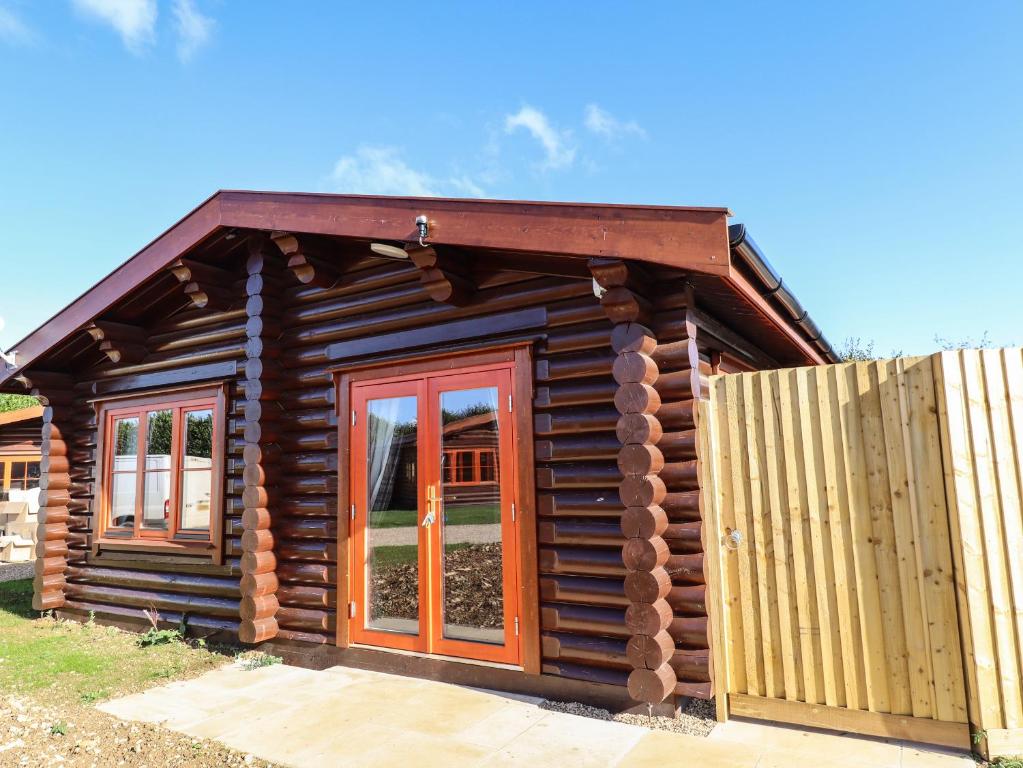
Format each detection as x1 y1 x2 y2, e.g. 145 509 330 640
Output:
541 696 717 737
0 562 33 583
0 694 284 767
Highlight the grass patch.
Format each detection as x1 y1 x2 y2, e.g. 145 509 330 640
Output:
370 541 476 567
0 578 231 705
370 504 498 529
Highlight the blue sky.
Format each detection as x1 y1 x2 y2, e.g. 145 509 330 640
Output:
1 1 1020 357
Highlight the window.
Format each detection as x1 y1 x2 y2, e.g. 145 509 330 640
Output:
96 386 224 559
0 457 41 502
441 448 498 486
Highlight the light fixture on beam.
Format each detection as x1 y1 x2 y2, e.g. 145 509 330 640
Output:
369 242 410 260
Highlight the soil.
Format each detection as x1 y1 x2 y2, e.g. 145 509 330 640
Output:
0 694 283 767
370 542 504 629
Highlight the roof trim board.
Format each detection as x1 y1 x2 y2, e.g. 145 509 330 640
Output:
1 191 828 387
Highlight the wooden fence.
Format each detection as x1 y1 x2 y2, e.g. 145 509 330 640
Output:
699 350 1023 758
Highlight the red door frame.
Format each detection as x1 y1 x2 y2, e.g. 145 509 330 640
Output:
347 360 522 665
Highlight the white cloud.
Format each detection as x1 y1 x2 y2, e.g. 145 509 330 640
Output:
0 6 33 44
172 0 213 61
328 146 486 198
584 104 646 140
71 0 157 52
504 105 575 170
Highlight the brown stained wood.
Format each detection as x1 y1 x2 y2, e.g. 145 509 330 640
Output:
620 505 669 539
614 383 661 416
622 536 670 571
613 352 659 386
406 245 473 305
271 232 343 289
627 631 676 670
628 664 676 703
618 444 665 476
624 568 672 604
616 413 663 446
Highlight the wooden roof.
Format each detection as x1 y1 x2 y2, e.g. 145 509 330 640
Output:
0 405 44 426
0 191 831 388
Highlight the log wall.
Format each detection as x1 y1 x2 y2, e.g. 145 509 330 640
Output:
57 294 248 636
29 238 777 701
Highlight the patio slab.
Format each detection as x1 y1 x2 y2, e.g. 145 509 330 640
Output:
97 663 977 767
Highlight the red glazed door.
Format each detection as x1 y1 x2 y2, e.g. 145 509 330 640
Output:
349 363 521 665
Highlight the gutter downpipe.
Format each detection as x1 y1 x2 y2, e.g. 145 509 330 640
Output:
728 223 838 363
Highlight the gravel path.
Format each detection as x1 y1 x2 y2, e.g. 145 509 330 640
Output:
0 562 33 583
369 523 501 547
541 697 717 737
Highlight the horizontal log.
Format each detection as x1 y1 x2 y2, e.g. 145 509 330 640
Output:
657 429 697 461
625 599 673 635
276 517 338 540
277 562 336 585
671 648 711 683
614 383 660 416
622 536 669 571
620 506 668 539
538 520 621 547
279 475 339 496
543 325 613 355
63 583 240 619
535 380 617 409
655 400 695 430
277 584 336 609
276 539 337 562
534 407 619 436
536 463 620 490
537 491 623 518
612 352 658 386
277 606 334 633
274 627 330 645
668 616 709 648
541 661 628 689
624 568 672 604
65 566 240 598
617 444 664 477
538 576 628 607
665 553 705 585
539 547 625 577
536 353 614 382
674 680 713 700
542 632 629 670
667 584 707 616
660 461 699 491
661 491 701 520
540 603 628 638
663 521 702 553
63 599 240 637
535 434 620 462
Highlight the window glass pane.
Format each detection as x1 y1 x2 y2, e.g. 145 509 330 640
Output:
115 417 139 458
180 471 212 530
184 409 213 462
142 471 170 530
455 451 474 483
26 462 40 490
110 472 137 528
0 462 7 501
146 410 173 468
479 450 496 482
10 462 26 484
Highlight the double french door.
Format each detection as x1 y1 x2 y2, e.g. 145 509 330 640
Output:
348 363 521 665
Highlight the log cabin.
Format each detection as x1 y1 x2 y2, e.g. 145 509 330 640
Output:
0 191 837 710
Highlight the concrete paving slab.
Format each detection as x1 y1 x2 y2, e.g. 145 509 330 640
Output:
96 663 977 768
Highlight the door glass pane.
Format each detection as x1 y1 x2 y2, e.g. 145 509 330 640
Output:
180 409 213 530
366 395 419 634
142 410 172 530
439 386 503 644
111 417 139 528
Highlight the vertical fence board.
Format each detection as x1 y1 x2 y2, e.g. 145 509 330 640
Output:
727 374 763 696
743 374 783 698
779 368 823 704
797 366 845 707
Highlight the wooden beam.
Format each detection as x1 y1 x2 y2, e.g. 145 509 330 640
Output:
406 245 473 305
271 232 342 289
84 321 148 364
167 258 235 311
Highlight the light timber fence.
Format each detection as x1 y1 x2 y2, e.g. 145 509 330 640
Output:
699 350 1023 759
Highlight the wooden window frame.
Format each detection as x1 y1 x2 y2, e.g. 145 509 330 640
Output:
92 384 226 563
0 454 41 500
443 448 499 486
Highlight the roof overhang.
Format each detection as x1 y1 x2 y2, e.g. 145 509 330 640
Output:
0 190 830 388
0 405 44 426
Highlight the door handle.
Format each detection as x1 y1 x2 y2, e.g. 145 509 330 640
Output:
423 485 438 527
